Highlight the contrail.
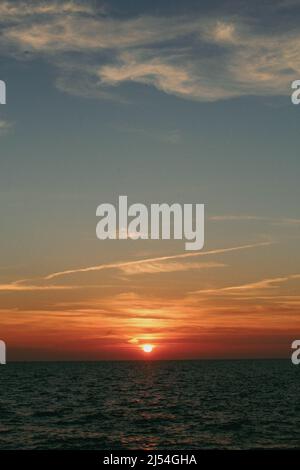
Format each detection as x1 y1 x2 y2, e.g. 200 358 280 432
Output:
44 241 271 281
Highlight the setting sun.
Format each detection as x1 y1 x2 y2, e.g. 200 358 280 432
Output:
142 344 154 353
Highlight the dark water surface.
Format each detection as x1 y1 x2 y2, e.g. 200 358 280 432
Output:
0 360 299 449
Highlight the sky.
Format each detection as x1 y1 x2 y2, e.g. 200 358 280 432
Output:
0 0 300 361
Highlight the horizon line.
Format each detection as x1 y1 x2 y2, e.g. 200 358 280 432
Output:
2 357 290 364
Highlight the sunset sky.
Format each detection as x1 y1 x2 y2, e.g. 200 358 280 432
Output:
0 0 300 361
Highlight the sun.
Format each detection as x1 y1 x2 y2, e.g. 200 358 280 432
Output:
142 344 154 353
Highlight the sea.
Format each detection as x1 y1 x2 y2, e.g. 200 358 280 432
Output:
0 360 299 450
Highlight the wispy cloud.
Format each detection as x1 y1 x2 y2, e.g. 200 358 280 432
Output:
191 273 300 295
0 282 81 292
43 241 270 282
0 1 299 102
0 1 93 20
210 214 300 225
120 261 225 276
210 215 264 221
113 124 182 145
0 241 270 292
0 119 13 136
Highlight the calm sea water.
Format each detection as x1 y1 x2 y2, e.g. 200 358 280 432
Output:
0 360 299 450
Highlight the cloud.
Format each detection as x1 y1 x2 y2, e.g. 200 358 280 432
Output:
119 261 225 275
42 241 270 282
210 214 300 226
0 119 13 135
210 215 265 221
113 124 182 144
0 241 270 292
191 273 300 295
0 1 93 20
0 282 81 292
0 2 299 102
